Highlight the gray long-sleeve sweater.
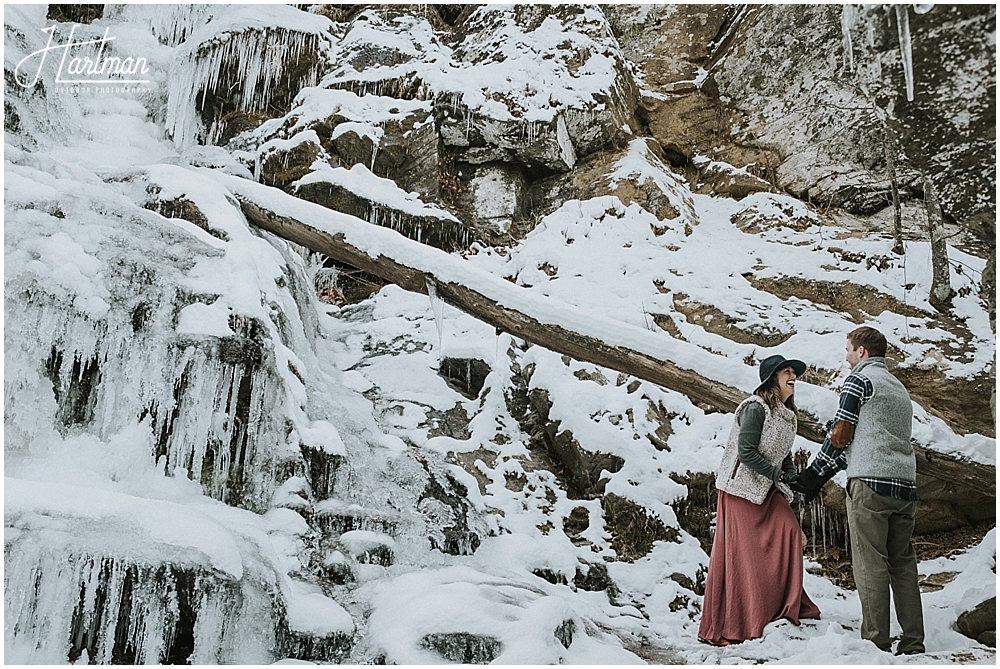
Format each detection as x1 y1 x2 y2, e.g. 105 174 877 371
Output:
737 402 797 483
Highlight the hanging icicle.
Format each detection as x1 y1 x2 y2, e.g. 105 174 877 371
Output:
425 276 445 358
895 4 915 101
840 5 857 72
166 12 331 148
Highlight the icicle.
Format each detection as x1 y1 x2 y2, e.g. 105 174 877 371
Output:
425 277 445 358
895 5 915 101
167 27 325 147
841 5 856 71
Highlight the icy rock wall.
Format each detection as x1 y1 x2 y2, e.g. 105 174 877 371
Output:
3 160 329 514
5 274 289 514
4 539 277 664
710 5 893 212
104 4 216 47
711 4 995 231
838 4 996 235
166 6 333 147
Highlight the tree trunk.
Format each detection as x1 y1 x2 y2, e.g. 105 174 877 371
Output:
924 173 954 310
884 126 904 255
231 188 994 493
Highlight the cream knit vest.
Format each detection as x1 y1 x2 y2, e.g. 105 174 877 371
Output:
715 396 796 504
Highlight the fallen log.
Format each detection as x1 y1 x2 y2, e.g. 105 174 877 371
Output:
228 183 995 495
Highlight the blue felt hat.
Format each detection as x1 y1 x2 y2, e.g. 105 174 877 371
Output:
757 354 806 387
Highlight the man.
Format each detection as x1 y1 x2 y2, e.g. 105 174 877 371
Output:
792 326 924 655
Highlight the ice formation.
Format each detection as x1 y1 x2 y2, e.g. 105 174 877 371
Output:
895 4 915 101
165 6 333 147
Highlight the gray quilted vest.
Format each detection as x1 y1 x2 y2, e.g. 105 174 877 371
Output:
716 395 795 504
844 358 915 481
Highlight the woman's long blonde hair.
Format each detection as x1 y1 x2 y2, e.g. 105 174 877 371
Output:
755 371 797 412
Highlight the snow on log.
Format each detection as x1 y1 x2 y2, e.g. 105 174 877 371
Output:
204 169 995 493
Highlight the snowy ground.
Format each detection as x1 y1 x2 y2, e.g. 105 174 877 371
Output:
4 4 995 665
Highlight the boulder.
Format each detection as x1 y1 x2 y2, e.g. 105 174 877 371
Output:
457 162 529 239
258 134 325 191
294 165 472 252
419 633 502 664
339 530 396 566
694 157 774 200
957 597 996 646
440 5 639 173
529 139 697 236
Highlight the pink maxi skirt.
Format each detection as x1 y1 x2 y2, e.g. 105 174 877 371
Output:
698 486 821 644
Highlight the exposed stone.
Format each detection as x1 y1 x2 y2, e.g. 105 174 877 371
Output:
44 347 101 429
574 561 615 593
331 129 377 169
47 4 104 24
458 162 529 239
525 387 625 499
450 447 498 497
644 400 675 452
532 568 567 586
528 139 695 237
912 474 995 534
373 112 440 201
294 177 472 252
957 597 996 645
562 506 591 546
277 622 353 663
259 138 324 191
440 5 639 174
313 501 399 538
554 618 576 649
669 293 793 347
339 530 395 566
851 5 995 232
917 571 957 593
695 159 774 200
319 551 355 585
438 101 578 174
417 461 482 555
603 492 679 562
603 5 730 95
424 403 473 440
175 22 327 146
748 274 932 322
419 632 502 664
730 193 820 234
301 445 344 501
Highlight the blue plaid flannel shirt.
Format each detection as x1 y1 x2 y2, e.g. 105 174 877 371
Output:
810 373 918 501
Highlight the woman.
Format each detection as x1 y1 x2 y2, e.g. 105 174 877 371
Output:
697 354 821 646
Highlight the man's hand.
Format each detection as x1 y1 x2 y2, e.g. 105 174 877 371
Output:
788 468 835 502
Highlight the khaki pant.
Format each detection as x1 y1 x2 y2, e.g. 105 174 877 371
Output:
846 479 925 654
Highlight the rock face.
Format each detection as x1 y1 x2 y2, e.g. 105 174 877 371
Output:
847 5 995 236
610 4 995 245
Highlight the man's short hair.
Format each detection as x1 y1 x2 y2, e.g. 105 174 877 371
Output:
848 326 887 358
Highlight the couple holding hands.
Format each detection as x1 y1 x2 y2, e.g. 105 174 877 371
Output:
697 326 925 656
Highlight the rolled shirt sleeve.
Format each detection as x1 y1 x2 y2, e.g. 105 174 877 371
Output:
808 373 871 478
